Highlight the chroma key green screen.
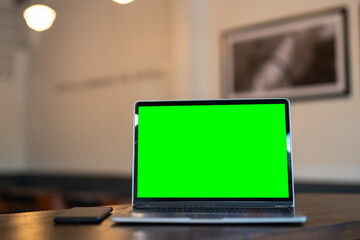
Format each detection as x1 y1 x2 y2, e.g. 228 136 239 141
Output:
136 103 289 198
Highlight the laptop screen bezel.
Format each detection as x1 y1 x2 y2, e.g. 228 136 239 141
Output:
132 98 294 206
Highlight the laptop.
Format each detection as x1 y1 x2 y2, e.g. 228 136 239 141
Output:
111 98 306 224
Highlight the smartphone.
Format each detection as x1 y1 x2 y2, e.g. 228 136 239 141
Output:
53 207 113 223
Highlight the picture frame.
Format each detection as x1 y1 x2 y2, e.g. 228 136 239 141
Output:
221 8 349 100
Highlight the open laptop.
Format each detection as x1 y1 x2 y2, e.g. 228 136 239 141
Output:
111 98 306 224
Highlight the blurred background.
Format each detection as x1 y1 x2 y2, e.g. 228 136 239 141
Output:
0 0 360 213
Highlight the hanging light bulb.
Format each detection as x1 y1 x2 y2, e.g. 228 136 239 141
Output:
112 0 135 4
23 4 56 32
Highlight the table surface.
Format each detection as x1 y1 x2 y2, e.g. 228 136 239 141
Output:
0 193 359 240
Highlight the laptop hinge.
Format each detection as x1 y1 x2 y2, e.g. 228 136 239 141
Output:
275 205 291 208
133 205 151 209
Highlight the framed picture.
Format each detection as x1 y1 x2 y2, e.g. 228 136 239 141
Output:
221 8 349 100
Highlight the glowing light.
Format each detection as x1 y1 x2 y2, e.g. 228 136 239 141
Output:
135 114 138 126
112 0 135 4
23 4 56 32
286 133 291 153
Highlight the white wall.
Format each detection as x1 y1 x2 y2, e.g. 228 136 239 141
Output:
181 0 360 183
25 0 172 175
0 0 27 172
0 51 27 172
1 0 359 183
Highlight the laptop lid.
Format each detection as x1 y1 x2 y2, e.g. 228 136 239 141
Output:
132 98 294 207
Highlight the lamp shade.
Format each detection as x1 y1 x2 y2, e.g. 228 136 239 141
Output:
112 0 135 5
23 4 56 32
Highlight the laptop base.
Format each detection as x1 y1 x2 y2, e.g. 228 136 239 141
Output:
111 208 307 224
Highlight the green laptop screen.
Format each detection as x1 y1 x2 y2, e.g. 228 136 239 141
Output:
137 103 289 198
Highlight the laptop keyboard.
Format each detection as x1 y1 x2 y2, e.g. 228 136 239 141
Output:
135 206 291 214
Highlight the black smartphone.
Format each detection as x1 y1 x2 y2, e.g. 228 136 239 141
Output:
53 207 113 223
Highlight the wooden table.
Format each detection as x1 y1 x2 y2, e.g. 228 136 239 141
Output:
1 194 359 240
